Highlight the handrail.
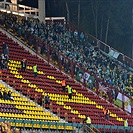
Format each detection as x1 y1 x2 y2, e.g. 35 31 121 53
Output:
85 125 96 133
91 125 101 133
0 118 81 132
0 118 133 131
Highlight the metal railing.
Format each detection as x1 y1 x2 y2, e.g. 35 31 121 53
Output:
0 118 81 133
0 118 133 133
91 125 101 133
0 1 66 21
0 1 39 18
93 124 133 133
83 125 101 133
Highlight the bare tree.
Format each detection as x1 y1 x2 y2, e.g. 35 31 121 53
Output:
105 1 111 43
65 0 70 22
78 0 81 26
91 0 99 38
100 15 103 40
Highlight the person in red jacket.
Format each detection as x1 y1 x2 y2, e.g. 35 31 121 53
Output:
62 79 66 92
103 108 109 120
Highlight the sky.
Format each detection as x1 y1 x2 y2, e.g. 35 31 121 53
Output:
19 0 64 17
19 0 38 8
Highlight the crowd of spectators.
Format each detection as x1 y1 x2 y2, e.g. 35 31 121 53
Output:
0 11 133 99
0 120 12 133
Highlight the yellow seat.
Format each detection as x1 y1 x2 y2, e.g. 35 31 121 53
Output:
42 124 48 128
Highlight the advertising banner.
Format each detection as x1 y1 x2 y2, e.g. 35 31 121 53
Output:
124 96 131 113
114 92 122 108
108 49 120 59
115 93 131 113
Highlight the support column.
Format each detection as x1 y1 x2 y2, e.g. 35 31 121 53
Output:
11 0 17 11
132 2 133 67
38 0 45 23
11 0 17 4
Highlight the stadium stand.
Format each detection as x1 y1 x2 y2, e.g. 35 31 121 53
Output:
0 11 133 132
0 84 58 122
0 82 77 132
0 10 133 100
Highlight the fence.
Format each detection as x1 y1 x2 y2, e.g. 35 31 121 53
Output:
0 118 133 133
0 118 81 133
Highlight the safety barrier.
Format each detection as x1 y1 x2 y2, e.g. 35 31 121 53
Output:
93 124 133 133
0 118 81 132
0 118 133 133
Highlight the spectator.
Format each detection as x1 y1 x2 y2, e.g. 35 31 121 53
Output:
87 76 95 89
8 90 14 100
3 90 9 100
2 42 9 56
2 42 6 54
74 30 78 38
40 95 45 106
1 121 7 133
45 95 50 105
33 64 38 78
124 119 128 133
83 116 92 132
21 58 27 71
80 32 84 40
3 54 8 70
61 79 66 92
0 89 3 99
4 54 9 62
1 120 11 133
6 121 12 133
3 90 13 100
14 128 20 133
1 42 9 70
67 85 72 99
103 108 109 120
0 54 6 69
0 54 2 69
84 116 91 127
31 130 37 133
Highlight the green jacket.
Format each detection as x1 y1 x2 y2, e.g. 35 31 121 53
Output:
68 86 72 94
124 120 128 127
86 117 91 124
33 65 37 72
